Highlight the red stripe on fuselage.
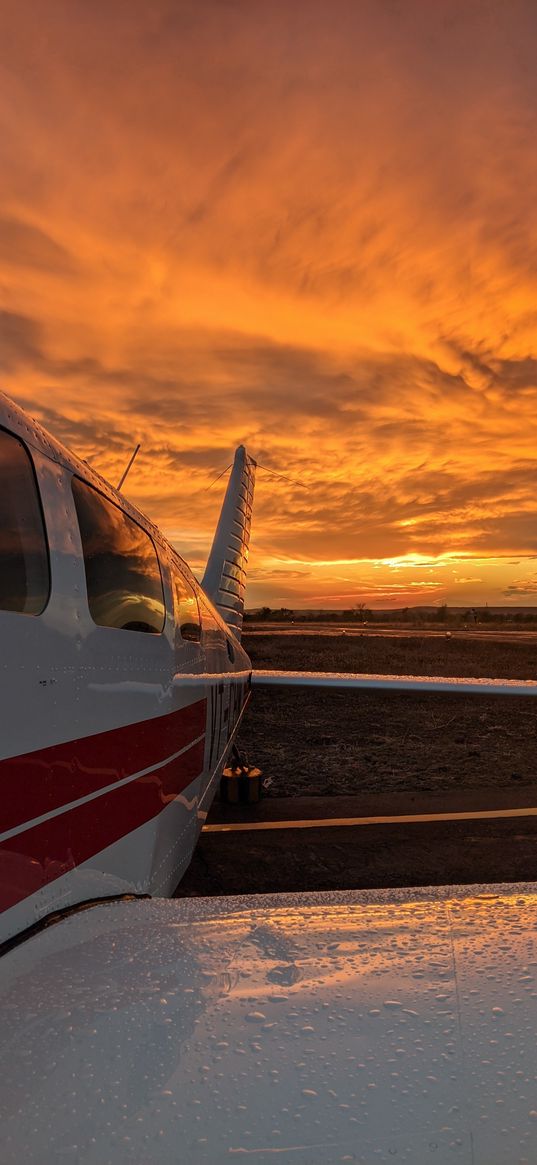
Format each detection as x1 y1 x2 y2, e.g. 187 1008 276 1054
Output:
1 700 207 834
0 735 206 913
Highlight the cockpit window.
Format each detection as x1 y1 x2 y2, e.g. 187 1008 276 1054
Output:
72 478 165 634
0 428 50 615
173 568 201 643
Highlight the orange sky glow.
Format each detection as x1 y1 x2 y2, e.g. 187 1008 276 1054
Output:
2 0 537 608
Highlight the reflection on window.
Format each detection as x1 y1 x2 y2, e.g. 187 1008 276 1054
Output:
72 478 165 634
0 428 49 615
173 569 201 643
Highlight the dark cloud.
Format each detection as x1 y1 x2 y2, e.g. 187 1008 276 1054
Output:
505 586 537 595
504 574 537 595
492 357 537 391
161 447 233 471
185 149 251 227
467 512 537 556
447 340 537 393
0 217 77 274
0 311 43 373
255 568 312 580
27 402 133 459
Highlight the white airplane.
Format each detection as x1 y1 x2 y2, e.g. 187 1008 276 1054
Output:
1 390 537 1164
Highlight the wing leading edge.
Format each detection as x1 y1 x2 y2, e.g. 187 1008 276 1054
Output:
251 669 537 696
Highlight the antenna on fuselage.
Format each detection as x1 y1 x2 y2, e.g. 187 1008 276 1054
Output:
117 444 141 492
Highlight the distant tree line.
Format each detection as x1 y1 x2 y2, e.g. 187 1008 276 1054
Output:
243 605 537 626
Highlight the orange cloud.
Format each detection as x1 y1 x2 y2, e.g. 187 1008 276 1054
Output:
2 1 537 606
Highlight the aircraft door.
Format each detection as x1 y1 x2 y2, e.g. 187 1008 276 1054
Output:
195 594 235 800
206 678 235 773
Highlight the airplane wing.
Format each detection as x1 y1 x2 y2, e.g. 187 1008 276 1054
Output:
2 883 537 1163
252 669 537 697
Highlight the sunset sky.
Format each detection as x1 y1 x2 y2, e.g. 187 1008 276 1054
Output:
2 0 537 608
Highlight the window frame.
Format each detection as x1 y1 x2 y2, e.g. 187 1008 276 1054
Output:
0 425 51 617
71 475 166 636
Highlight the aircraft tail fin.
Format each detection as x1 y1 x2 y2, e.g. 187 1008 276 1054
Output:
202 446 257 638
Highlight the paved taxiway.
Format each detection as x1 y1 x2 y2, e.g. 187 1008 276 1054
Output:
247 624 537 644
177 784 537 897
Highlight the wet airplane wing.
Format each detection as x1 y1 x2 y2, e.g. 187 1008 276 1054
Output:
1 884 537 1163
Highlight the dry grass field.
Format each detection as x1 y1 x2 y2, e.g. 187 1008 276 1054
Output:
237 633 537 797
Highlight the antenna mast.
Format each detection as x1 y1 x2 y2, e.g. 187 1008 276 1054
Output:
117 444 141 491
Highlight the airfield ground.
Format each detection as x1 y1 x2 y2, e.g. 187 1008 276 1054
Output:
177 631 537 897
237 631 537 797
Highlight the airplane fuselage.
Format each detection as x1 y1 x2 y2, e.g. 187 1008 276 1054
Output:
0 394 251 945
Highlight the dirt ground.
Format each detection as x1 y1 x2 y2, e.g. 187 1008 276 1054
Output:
177 633 537 896
236 633 537 797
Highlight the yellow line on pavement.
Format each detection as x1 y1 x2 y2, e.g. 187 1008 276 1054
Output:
203 807 537 833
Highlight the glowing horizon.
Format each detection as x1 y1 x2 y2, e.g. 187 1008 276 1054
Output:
3 1 537 609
